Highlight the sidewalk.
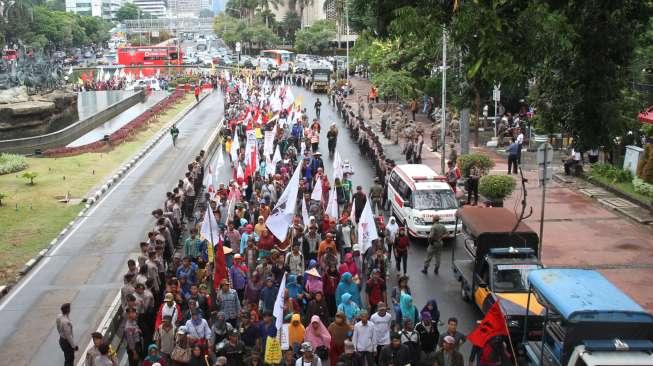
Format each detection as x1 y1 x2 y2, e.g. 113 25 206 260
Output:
343 77 653 312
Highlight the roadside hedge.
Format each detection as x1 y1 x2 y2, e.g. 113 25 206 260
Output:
589 163 632 183
0 153 28 175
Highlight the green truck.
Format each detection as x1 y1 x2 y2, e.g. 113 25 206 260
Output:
311 68 330 93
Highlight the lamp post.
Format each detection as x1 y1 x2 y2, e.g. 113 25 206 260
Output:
345 3 349 82
440 27 447 175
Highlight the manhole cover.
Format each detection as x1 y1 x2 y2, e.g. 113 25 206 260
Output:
598 197 638 209
579 188 610 197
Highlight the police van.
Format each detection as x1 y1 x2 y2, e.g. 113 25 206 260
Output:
387 164 459 239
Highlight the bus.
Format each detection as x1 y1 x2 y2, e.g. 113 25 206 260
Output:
116 46 183 66
260 49 295 66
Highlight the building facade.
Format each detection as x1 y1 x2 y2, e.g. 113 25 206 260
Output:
132 0 168 18
65 0 123 20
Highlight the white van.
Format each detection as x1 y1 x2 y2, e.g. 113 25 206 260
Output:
387 164 459 238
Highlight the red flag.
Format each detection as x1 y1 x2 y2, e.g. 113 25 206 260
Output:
212 238 228 290
468 302 509 347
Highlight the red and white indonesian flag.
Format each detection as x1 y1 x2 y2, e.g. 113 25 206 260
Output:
357 199 379 254
282 88 295 110
266 162 302 241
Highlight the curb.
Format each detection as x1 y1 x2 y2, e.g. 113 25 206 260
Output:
0 91 210 302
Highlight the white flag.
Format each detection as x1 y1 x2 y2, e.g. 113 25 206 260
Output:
326 188 338 219
357 199 379 254
333 150 344 180
311 176 323 201
230 131 240 162
273 272 287 331
216 148 225 169
301 198 310 227
282 89 295 109
264 130 275 156
265 154 275 178
200 205 220 246
203 166 214 193
266 163 302 241
271 147 282 175
350 198 357 226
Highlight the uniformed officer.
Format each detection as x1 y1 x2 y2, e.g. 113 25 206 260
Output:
369 177 384 214
423 216 447 275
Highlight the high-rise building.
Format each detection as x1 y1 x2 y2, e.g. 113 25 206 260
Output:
132 0 168 18
172 0 200 18
65 0 122 20
210 0 224 14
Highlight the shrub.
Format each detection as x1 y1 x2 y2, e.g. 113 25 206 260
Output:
643 146 653 185
633 177 653 198
458 153 495 177
21 171 37 185
0 192 6 206
590 163 633 183
479 175 516 201
0 153 28 175
636 144 650 179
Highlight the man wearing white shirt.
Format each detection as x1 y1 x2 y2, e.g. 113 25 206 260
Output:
353 310 377 366
516 129 524 164
370 302 392 363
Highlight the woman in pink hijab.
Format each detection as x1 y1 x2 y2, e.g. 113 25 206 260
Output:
338 253 358 277
304 315 332 357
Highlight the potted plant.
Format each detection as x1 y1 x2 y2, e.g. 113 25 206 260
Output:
478 175 516 207
531 115 549 143
457 153 495 177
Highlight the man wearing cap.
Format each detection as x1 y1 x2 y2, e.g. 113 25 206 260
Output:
369 178 384 215
415 311 439 364
352 186 367 223
378 333 410 366
423 215 447 275
154 314 176 360
434 336 464 366
216 279 241 328
296 342 322 366
370 302 392 362
221 330 246 366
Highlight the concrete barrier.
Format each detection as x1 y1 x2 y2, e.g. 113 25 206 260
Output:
0 90 145 154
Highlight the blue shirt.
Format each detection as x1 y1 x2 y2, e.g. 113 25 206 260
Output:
506 142 519 156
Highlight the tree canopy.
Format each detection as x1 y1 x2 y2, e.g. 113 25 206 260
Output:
294 20 336 54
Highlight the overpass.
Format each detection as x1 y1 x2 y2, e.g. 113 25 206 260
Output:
122 17 214 33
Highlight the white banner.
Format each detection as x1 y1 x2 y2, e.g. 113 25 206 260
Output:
358 199 379 254
266 163 302 241
264 130 275 156
230 131 240 162
273 273 287 331
326 188 338 219
333 150 344 180
311 176 323 202
301 198 310 227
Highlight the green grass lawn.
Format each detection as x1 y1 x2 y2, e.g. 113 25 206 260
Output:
588 174 653 204
0 94 193 285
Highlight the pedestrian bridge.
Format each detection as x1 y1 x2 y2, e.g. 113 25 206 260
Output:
123 17 214 33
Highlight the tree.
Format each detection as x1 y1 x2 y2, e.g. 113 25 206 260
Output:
199 8 215 18
280 10 301 43
116 3 141 21
295 0 313 27
21 171 37 185
294 20 336 54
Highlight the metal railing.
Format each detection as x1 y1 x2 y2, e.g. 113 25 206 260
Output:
123 17 214 33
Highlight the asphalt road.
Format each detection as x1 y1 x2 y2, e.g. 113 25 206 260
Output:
291 86 480 359
0 91 224 365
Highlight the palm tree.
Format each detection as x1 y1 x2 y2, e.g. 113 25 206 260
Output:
296 0 313 28
281 10 301 43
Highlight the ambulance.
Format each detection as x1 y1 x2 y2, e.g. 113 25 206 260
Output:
387 164 459 239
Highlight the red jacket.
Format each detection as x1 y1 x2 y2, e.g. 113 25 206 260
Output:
395 235 410 253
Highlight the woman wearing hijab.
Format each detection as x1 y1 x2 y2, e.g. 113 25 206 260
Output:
391 275 411 321
327 312 351 366
304 315 332 360
288 313 306 355
385 217 399 262
337 293 360 323
142 344 167 366
335 272 361 307
421 299 441 325
397 293 420 328
337 253 358 277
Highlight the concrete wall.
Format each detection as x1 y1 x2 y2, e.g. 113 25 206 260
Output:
0 91 145 155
